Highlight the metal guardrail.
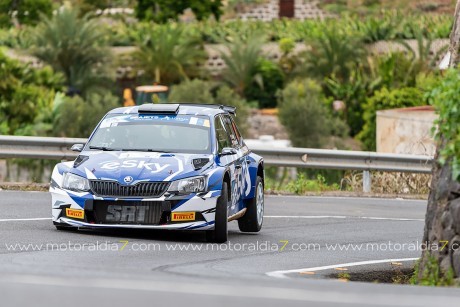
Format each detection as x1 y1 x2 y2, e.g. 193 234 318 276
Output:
0 135 434 192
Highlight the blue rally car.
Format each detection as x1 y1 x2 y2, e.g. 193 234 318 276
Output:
50 104 264 242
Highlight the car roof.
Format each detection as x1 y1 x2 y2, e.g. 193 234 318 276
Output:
108 104 235 117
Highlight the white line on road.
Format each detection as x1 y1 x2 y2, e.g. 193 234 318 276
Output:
265 216 424 222
266 257 420 278
0 218 51 222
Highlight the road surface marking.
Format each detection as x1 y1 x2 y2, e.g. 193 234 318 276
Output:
266 257 419 278
265 216 424 221
0 218 51 222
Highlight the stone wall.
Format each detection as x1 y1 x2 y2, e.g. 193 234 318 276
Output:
236 0 332 21
421 153 460 278
203 39 449 77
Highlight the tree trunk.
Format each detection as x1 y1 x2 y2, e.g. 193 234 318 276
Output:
418 0 460 278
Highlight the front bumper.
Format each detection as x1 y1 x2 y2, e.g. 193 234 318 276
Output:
50 186 221 230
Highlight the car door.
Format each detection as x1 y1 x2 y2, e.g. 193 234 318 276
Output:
227 115 252 201
221 114 249 214
215 115 239 215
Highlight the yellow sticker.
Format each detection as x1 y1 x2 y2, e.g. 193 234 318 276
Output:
66 208 85 220
171 212 195 222
203 120 210 127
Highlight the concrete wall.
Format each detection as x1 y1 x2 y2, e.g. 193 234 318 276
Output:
376 106 437 156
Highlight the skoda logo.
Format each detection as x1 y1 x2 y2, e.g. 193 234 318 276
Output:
123 176 133 184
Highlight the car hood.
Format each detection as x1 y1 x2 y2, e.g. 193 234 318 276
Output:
73 151 213 183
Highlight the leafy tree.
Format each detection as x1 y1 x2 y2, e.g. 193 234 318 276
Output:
133 23 206 84
168 79 250 134
278 79 341 148
0 0 52 27
135 0 223 23
220 31 265 97
31 4 113 95
357 87 425 151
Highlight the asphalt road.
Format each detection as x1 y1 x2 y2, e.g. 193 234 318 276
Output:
0 191 459 306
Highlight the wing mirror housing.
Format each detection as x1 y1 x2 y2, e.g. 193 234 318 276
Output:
220 147 237 156
70 144 84 152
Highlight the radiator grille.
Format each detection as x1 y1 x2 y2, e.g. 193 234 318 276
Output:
90 180 169 198
93 200 164 225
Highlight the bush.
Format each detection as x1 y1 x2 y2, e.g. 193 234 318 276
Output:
428 69 460 180
168 79 250 135
0 0 52 27
53 92 120 138
278 79 337 148
168 79 214 103
357 87 425 151
0 51 64 135
244 58 285 109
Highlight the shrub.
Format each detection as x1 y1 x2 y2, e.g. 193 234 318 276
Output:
168 79 214 103
0 0 52 27
53 92 120 138
244 58 285 108
428 69 460 180
168 79 250 135
0 51 64 135
278 79 336 148
135 0 223 23
357 87 425 151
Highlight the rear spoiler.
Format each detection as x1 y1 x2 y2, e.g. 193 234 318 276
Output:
175 103 236 115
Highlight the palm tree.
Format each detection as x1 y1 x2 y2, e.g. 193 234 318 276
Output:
220 31 265 97
298 24 366 82
133 23 206 85
398 27 448 74
31 4 113 95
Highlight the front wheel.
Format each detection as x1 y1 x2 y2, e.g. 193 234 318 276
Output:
238 176 264 232
206 183 229 243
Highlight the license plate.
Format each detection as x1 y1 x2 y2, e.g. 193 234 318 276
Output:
106 205 156 224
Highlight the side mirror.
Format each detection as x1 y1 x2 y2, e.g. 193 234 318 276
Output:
220 147 237 156
70 144 84 152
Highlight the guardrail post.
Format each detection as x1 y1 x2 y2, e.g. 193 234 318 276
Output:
363 171 371 193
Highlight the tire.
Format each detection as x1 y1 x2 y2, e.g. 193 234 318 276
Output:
238 176 264 232
206 183 229 243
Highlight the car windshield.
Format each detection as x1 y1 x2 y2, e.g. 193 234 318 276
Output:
87 114 211 154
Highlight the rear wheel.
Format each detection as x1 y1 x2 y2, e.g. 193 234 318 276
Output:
238 176 264 232
206 183 229 243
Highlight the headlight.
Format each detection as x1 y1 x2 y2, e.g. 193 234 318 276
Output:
62 173 90 192
168 176 206 194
